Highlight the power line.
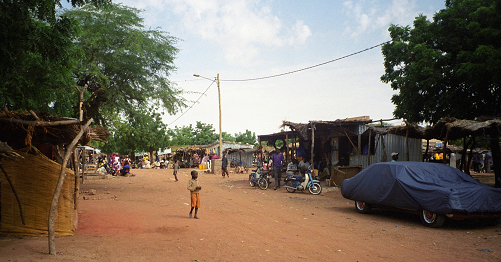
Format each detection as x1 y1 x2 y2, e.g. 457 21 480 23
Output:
222 41 390 82
167 80 215 126
219 2 484 82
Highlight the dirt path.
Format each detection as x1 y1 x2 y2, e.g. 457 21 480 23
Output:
1 168 500 261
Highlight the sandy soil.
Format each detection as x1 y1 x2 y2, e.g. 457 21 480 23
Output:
1 167 500 262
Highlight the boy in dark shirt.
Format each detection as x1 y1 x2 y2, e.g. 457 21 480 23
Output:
187 170 201 219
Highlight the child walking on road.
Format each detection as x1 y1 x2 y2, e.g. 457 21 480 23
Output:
187 170 201 219
173 160 179 181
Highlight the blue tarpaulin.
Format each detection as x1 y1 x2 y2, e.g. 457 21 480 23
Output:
341 161 501 214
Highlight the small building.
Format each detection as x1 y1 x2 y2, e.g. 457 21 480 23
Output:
259 117 422 186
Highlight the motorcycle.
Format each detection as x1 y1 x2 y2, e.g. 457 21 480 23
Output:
283 167 322 195
249 166 272 190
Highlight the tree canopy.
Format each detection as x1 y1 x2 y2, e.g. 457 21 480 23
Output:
381 0 501 124
0 0 106 115
64 3 186 124
100 109 170 155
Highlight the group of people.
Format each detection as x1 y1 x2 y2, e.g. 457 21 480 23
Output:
96 153 132 176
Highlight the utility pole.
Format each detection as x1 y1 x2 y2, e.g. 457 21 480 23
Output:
217 74 222 156
193 73 223 156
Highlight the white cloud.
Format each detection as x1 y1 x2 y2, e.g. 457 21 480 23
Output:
288 20 312 46
343 0 419 37
161 0 311 64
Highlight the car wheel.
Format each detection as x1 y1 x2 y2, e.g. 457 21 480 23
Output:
420 210 445 228
355 201 372 214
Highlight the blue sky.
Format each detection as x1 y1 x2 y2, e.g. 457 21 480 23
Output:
112 0 445 136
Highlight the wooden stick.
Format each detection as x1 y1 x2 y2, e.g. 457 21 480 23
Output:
29 110 40 120
0 164 25 225
48 118 93 255
3 107 12 117
0 118 80 126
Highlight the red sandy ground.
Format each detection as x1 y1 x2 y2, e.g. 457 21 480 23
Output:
1 168 500 261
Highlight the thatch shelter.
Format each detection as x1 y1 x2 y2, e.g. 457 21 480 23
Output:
0 110 109 237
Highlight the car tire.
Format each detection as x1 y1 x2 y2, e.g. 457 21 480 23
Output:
419 210 445 228
355 201 372 214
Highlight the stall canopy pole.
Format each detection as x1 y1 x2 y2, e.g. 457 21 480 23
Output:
367 129 371 167
311 123 315 169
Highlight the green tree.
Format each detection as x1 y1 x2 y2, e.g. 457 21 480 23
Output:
234 130 257 146
168 125 195 146
193 122 218 145
101 109 170 156
0 0 105 115
381 0 501 186
381 0 501 123
64 3 186 125
222 132 236 142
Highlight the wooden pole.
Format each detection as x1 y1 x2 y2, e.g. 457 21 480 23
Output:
367 129 371 167
48 118 92 255
311 123 315 169
381 135 387 162
443 125 449 165
405 128 410 161
217 74 222 157
286 133 290 163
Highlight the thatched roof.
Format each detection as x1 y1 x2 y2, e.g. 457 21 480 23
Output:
281 117 373 139
281 117 501 142
0 111 110 150
384 118 501 141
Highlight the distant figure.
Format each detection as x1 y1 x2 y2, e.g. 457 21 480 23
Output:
222 154 229 178
272 150 284 190
187 170 202 219
391 152 399 162
173 160 179 181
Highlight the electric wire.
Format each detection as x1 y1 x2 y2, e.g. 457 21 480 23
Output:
222 41 390 82
168 3 485 125
167 80 215 126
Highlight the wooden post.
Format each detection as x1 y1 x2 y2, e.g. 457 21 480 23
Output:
311 123 315 169
81 147 86 183
406 128 410 161
367 129 371 167
72 148 79 231
424 139 430 162
442 126 449 165
286 133 290 163
381 135 387 162
48 118 92 255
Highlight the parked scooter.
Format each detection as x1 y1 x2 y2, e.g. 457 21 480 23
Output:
249 166 272 190
283 166 322 195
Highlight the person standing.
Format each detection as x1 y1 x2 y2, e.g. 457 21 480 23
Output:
187 170 202 219
391 152 399 162
173 160 179 181
222 154 229 178
273 150 284 190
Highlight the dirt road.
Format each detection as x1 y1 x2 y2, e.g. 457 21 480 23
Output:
1 168 500 261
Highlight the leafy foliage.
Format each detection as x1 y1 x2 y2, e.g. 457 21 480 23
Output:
381 0 501 124
100 109 170 155
63 3 186 124
0 0 105 115
234 130 257 146
167 122 219 146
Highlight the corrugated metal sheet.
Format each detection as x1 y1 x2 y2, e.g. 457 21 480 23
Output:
227 151 254 168
350 134 422 168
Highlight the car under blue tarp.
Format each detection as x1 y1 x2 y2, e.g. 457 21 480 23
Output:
341 161 501 214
